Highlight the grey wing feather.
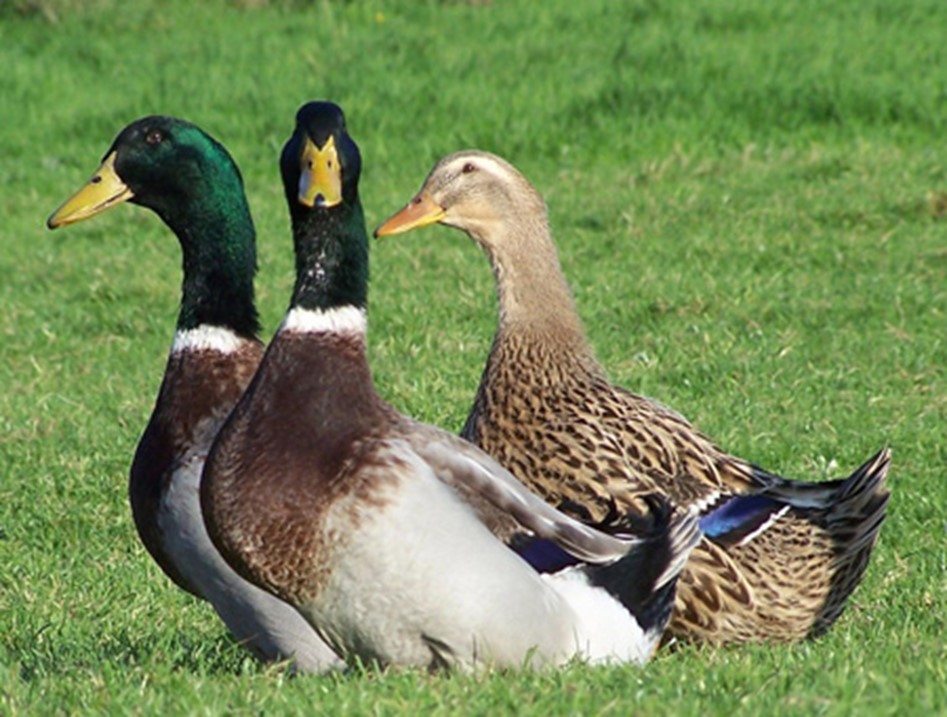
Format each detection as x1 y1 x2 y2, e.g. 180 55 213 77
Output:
403 425 642 563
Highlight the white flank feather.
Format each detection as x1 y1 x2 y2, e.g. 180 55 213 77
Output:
543 568 651 665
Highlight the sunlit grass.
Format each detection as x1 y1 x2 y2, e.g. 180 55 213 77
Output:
1 0 945 713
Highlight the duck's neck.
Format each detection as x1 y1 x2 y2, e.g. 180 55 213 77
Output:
278 195 378 416
277 197 375 390
288 199 368 313
475 213 588 349
163 189 260 340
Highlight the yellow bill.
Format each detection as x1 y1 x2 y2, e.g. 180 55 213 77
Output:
299 135 342 208
373 191 446 237
47 152 134 229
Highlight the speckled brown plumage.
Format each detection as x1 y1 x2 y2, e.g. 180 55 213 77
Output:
375 150 891 644
462 326 870 642
462 327 766 517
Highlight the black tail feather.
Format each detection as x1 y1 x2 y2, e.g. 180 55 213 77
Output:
587 495 700 634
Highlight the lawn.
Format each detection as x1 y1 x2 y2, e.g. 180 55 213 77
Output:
1 0 945 713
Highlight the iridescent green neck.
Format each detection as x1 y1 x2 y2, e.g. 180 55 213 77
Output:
287 198 369 313
157 165 260 338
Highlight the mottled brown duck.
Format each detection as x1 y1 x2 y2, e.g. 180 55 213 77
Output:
375 150 891 644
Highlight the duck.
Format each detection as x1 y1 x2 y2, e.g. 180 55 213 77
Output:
200 101 701 671
373 149 892 644
46 116 342 672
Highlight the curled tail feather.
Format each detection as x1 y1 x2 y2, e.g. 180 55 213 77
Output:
809 447 891 636
588 497 701 639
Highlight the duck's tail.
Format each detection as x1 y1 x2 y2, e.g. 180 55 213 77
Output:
807 447 891 635
586 496 701 649
676 447 891 642
755 446 892 636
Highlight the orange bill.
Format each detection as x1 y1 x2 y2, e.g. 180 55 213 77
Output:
373 191 446 237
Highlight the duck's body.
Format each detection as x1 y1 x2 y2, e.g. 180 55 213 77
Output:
463 321 889 641
47 117 341 671
375 150 891 644
208 305 693 668
202 102 698 671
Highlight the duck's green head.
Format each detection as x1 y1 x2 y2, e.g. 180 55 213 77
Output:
48 116 250 236
47 116 260 337
280 102 368 311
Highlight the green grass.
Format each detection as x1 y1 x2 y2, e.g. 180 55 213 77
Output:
2 0 946 713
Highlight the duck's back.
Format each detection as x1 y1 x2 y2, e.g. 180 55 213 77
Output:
461 325 762 522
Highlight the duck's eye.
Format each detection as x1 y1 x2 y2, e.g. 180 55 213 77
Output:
145 130 164 145
462 162 477 174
